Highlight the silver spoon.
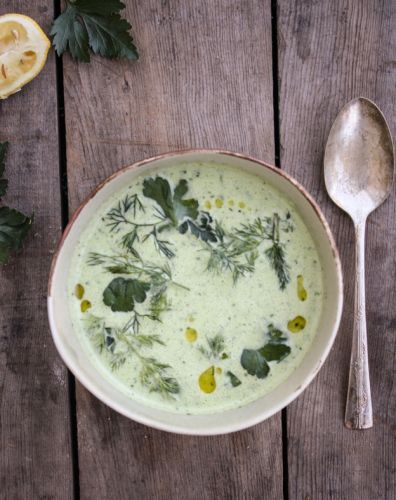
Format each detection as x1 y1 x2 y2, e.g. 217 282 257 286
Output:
324 97 394 429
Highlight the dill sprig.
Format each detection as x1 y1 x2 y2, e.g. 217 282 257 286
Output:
149 292 171 321
88 252 188 326
204 213 291 288
88 252 189 292
106 193 145 231
84 314 179 398
198 334 226 360
139 358 180 397
105 193 174 259
206 245 258 283
204 222 259 283
121 310 157 333
264 214 290 290
142 227 175 259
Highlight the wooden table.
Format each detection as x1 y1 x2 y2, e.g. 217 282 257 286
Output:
1 1 395 499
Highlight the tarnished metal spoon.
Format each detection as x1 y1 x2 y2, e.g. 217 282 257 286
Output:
324 97 394 429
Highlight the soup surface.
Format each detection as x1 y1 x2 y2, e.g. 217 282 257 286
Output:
68 162 324 414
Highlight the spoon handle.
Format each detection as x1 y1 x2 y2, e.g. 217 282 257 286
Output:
345 220 373 429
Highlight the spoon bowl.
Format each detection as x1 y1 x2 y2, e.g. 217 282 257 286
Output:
324 97 394 429
325 97 394 221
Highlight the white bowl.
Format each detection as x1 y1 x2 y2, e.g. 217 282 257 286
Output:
48 150 343 435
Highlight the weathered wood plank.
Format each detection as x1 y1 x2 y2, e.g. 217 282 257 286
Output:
63 1 282 498
0 2 73 499
278 0 396 498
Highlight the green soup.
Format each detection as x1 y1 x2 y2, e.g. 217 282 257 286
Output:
68 162 323 414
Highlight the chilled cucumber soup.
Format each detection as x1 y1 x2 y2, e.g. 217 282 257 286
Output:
68 162 324 415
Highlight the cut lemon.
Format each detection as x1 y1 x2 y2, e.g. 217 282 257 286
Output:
0 14 50 99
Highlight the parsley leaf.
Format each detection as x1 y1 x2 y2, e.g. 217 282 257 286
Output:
51 0 138 62
173 179 199 222
0 142 8 199
103 277 150 312
178 212 218 242
227 371 242 387
0 207 33 265
240 323 291 378
143 177 199 227
241 349 269 379
0 142 33 265
258 343 291 362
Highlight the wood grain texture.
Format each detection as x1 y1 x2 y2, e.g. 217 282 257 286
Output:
0 2 73 499
277 0 396 498
63 1 282 499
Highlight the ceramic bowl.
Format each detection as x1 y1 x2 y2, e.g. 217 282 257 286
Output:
48 150 343 435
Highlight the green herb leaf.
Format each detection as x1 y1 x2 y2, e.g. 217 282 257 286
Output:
142 177 174 221
0 207 33 265
143 177 198 226
50 0 138 62
267 323 288 343
172 179 199 222
178 212 217 242
240 349 270 379
103 277 150 312
227 371 242 387
259 343 291 362
0 142 9 199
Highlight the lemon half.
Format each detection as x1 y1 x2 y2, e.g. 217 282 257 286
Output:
0 14 50 99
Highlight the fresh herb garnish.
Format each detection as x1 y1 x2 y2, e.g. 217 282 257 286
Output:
140 359 180 396
106 178 217 258
85 314 179 398
259 343 291 362
120 310 154 334
105 194 175 259
267 323 288 343
178 211 218 242
106 194 145 231
241 349 270 379
88 253 187 327
0 142 33 265
240 323 291 379
88 252 188 293
103 277 150 312
149 292 171 321
264 214 290 290
206 224 259 283
204 213 292 288
142 177 199 227
142 227 175 259
198 334 225 360
51 0 139 62
227 371 242 387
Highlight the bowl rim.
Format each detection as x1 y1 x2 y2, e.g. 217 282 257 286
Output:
48 148 343 435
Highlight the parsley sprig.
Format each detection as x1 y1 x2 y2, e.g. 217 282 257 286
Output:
51 0 139 62
240 323 291 379
88 252 188 327
0 142 32 265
